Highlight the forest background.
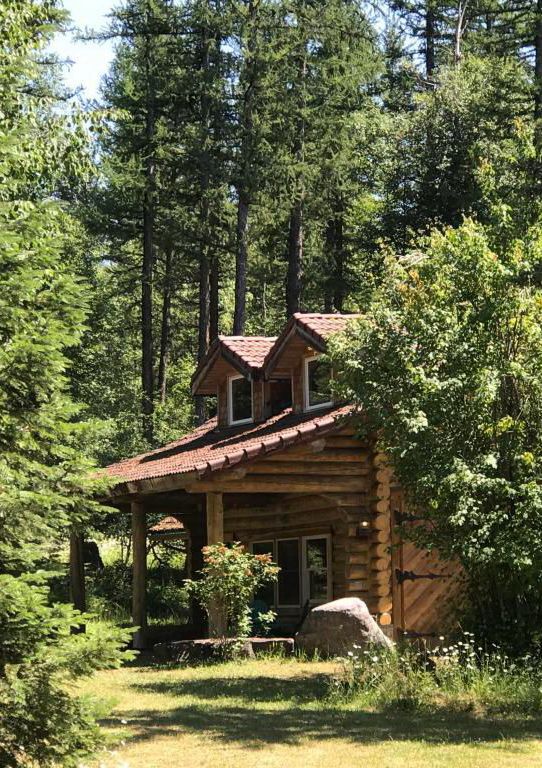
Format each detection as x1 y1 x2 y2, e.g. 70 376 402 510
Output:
59 0 542 457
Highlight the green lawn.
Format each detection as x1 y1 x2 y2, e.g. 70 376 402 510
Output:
80 657 542 768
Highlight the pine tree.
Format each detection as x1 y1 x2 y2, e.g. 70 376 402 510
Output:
0 3 129 764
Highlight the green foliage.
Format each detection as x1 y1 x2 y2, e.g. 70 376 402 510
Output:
332 218 542 645
332 633 542 715
87 556 190 625
0 3 132 765
186 542 279 638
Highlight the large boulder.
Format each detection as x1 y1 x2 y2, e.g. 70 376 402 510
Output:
295 597 393 657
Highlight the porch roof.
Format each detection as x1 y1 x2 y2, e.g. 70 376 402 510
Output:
104 403 353 489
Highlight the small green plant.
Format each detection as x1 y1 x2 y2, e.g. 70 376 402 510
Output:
185 542 279 638
331 632 542 715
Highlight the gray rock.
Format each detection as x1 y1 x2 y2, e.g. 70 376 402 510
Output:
295 597 393 657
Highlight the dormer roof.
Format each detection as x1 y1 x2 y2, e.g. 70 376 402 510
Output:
191 335 276 395
263 313 360 378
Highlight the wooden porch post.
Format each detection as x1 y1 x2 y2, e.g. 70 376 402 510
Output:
69 530 86 627
131 502 147 649
206 492 226 637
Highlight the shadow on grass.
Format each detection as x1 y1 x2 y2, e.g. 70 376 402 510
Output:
132 672 330 703
102 670 542 749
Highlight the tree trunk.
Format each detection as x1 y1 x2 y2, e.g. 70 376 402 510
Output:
286 196 303 316
210 254 219 341
233 0 258 335
142 18 155 443
535 0 542 149
234 194 249 334
157 247 172 404
325 208 345 312
425 4 436 77
196 19 213 425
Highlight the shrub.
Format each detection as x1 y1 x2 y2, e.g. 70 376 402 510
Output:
0 577 134 767
331 632 542 715
186 542 279 638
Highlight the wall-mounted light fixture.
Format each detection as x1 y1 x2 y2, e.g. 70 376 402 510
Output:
356 520 371 538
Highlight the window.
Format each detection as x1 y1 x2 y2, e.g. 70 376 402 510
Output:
228 375 252 425
251 541 275 607
304 355 332 411
277 538 301 607
303 536 331 604
251 535 332 608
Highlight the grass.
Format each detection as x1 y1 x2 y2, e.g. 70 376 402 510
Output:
78 655 542 768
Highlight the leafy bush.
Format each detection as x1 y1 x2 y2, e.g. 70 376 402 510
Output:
186 542 279 638
331 632 542 715
331 220 542 648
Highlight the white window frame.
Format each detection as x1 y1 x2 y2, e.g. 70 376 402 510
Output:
276 537 302 608
303 354 333 412
302 534 332 606
228 374 253 426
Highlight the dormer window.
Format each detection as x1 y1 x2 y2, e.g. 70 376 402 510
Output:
304 355 332 411
228 374 253 425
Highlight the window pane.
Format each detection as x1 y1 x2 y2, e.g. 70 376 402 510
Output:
306 538 328 602
307 358 331 407
231 377 252 422
277 539 300 606
252 541 275 607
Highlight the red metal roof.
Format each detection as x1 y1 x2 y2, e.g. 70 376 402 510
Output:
221 336 277 368
104 403 353 487
148 515 185 534
294 313 360 344
263 313 360 376
191 335 276 394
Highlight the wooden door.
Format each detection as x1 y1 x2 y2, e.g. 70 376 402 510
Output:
390 488 461 638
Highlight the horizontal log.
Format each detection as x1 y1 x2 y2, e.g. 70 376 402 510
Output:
371 556 392 572
373 582 393 597
336 426 358 436
230 525 334 542
372 528 392 544
187 474 371 494
225 508 343 531
371 570 392 585
247 461 369 477
346 552 369 566
346 566 367 580
370 543 391 559
324 436 366 449
345 581 369 594
373 514 391 531
373 493 391 510
264 449 369 463
326 493 369 507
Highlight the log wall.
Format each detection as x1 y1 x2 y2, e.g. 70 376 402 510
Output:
220 428 383 623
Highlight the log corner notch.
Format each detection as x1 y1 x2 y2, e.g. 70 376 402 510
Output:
369 451 393 627
131 501 147 649
205 492 226 637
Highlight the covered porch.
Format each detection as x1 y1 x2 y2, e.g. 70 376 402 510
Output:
108 483 359 649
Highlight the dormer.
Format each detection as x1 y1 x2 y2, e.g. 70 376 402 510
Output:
263 314 358 414
191 336 276 427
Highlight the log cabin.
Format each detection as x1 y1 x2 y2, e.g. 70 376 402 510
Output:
95 313 459 648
